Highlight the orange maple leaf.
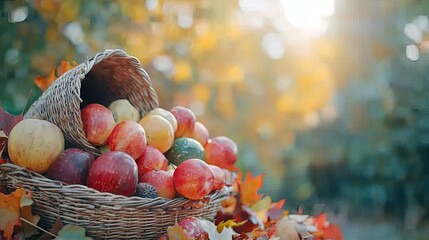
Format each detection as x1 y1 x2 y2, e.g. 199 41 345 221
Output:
323 223 343 240
0 188 36 240
314 212 327 230
34 61 77 92
239 172 265 206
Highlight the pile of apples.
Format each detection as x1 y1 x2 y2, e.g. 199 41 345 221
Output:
7 99 237 200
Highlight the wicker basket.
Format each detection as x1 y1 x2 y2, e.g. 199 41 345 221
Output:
2 49 231 239
0 163 231 239
24 49 159 156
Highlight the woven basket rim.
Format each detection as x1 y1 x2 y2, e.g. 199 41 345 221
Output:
0 163 232 208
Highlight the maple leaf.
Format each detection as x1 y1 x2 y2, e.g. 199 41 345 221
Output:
239 172 265 206
55 224 92 240
323 223 343 240
0 188 37 240
167 222 189 240
267 199 286 221
250 196 272 224
216 220 246 233
34 61 77 92
314 212 326 230
0 137 8 164
0 106 23 137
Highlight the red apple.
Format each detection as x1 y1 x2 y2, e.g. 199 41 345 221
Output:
208 165 226 191
109 120 147 159
135 146 168 178
81 103 116 146
179 217 209 240
87 151 138 197
139 170 175 199
184 121 210 147
173 159 214 200
46 148 95 185
205 136 238 171
170 106 196 138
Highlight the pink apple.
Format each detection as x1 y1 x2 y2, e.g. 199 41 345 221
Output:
81 103 116 146
173 159 214 200
208 165 226 191
139 170 175 199
109 120 147 159
87 151 138 197
205 136 238 171
179 217 209 240
135 146 168 178
170 106 196 138
184 121 210 147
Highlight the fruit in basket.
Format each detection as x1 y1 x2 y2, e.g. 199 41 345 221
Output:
135 146 168 178
81 103 116 146
205 136 238 171
178 217 209 239
139 170 175 199
209 164 226 191
108 99 140 123
170 106 196 138
87 151 138 197
8 119 64 173
134 183 158 198
148 107 178 132
109 120 147 159
138 114 174 153
164 137 205 166
184 121 210 147
173 159 214 200
46 148 94 185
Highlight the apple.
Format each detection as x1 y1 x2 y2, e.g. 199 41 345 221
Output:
184 121 209 147
205 136 238 171
8 119 65 173
139 170 175 199
173 159 214 200
46 148 94 185
81 103 116 146
179 217 209 240
170 106 196 138
109 120 147 159
87 151 138 197
208 165 226 191
135 146 168 178
148 107 178 132
138 114 174 153
108 99 140 124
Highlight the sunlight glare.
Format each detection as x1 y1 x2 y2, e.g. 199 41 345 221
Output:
281 0 335 36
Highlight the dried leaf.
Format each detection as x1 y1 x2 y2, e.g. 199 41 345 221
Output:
34 68 56 92
267 199 286 221
55 224 92 240
314 212 326 230
167 222 189 240
34 61 76 92
0 137 8 164
0 106 23 136
250 196 272 224
240 172 265 206
323 223 343 240
216 220 246 233
0 188 35 240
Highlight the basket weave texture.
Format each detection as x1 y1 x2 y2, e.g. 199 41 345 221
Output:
0 163 230 239
24 49 159 156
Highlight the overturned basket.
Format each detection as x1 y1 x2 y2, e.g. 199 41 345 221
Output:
25 49 159 156
0 163 230 239
1 49 231 239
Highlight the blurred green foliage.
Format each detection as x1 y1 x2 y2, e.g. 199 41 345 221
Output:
1 0 429 230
